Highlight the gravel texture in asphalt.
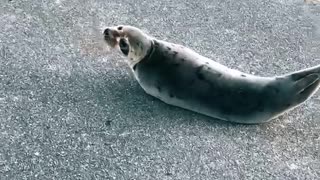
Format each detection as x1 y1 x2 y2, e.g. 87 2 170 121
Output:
0 0 320 179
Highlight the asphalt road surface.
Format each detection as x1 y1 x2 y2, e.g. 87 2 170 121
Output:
1 0 320 179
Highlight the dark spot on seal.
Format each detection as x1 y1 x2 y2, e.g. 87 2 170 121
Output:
241 74 247 77
157 85 161 92
196 65 205 80
172 51 178 56
133 64 137 71
180 58 185 62
167 47 171 50
169 93 174 98
136 42 143 51
130 58 133 61
117 26 123 30
205 62 209 65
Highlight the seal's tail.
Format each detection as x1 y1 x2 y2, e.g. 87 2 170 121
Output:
286 65 320 105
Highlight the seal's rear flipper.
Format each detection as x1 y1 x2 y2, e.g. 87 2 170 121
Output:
295 78 320 104
290 65 320 81
290 73 320 105
293 74 319 93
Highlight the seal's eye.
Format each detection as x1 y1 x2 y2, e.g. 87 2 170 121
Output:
119 38 129 56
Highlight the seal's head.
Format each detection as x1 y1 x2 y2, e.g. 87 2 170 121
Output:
103 25 153 67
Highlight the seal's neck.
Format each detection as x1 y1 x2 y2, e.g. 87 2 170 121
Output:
127 39 152 67
131 40 155 70
121 26 153 67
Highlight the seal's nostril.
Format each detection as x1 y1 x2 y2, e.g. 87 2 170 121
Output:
103 28 110 36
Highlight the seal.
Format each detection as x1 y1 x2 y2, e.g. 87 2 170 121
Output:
103 25 320 124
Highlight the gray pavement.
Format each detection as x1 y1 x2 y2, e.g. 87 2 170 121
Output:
1 0 320 179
